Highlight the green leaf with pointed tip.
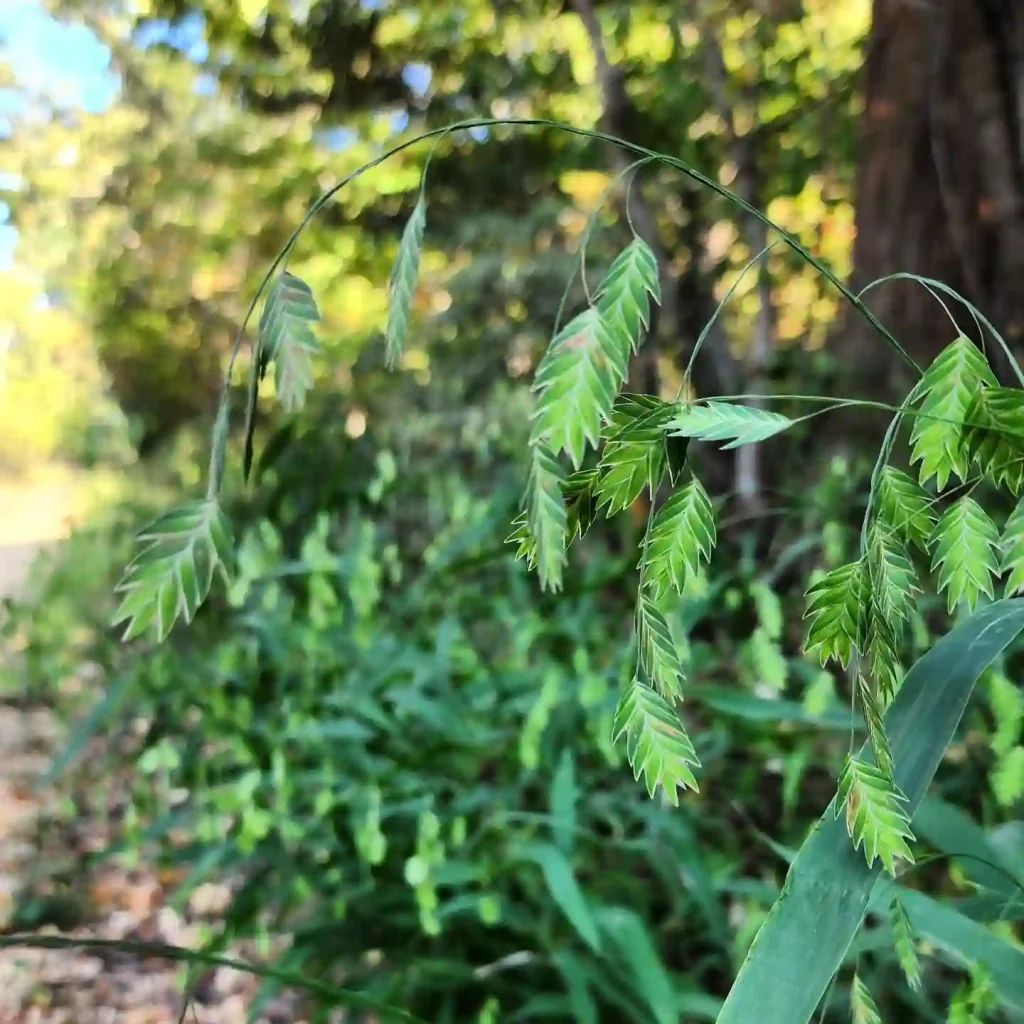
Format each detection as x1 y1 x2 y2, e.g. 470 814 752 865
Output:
877 467 937 553
519 842 601 952
274 324 319 414
910 336 997 489
594 441 656 517
668 402 794 450
715 600 1024 1024
803 560 867 668
864 613 902 705
507 469 596 566
525 442 566 592
863 525 915 702
1000 496 1024 596
850 974 883 1024
507 467 597 570
890 894 922 991
603 393 691 484
385 196 426 369
594 237 660 355
641 478 715 598
550 751 577 855
259 272 322 414
605 393 675 432
930 497 1000 612
113 500 233 642
593 907 676 1024
531 308 622 468
613 677 700 803
564 469 599 543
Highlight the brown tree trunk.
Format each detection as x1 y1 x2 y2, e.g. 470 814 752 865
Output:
838 0 1024 400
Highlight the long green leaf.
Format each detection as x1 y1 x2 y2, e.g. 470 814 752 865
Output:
552 952 599 1024
594 906 676 1024
899 887 1024 1013
715 599 1024 1024
550 750 577 854
520 841 601 951
913 796 1024 898
44 674 133 784
690 684 858 730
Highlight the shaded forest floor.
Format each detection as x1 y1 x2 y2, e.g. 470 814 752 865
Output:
0 704 305 1024
0 475 305 1023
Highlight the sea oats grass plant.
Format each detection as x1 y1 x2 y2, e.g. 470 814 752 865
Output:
27 118 1024 1024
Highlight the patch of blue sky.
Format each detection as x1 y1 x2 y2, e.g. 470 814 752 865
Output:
134 10 208 63
0 0 117 113
402 63 431 97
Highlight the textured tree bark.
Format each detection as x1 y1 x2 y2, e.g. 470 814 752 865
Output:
839 0 1024 400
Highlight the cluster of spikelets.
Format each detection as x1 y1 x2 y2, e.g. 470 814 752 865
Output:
501 232 1024 877
804 336 1024 876
511 259 1024 881
111 187 1024 889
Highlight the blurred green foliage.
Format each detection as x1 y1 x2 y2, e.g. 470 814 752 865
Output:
5 394 1023 1020
2 0 869 452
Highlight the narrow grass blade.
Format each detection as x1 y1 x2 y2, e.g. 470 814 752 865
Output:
913 796 1024 897
715 599 1024 1024
594 906 675 1024
43 674 132 784
898 887 1024 1013
519 841 601 951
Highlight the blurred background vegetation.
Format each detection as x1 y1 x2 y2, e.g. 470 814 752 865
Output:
0 0 1022 1021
